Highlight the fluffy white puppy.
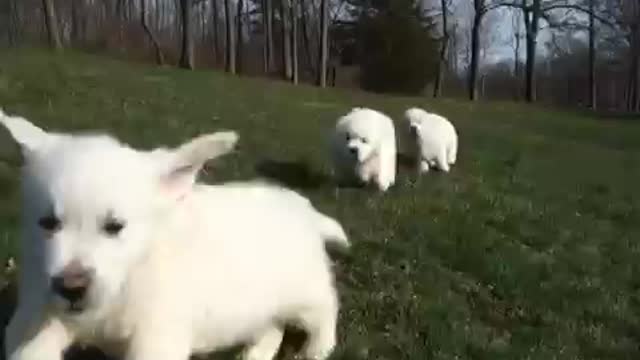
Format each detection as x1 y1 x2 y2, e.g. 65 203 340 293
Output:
1 109 349 360
330 107 397 191
404 107 458 173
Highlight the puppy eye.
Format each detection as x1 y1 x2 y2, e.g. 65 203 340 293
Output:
345 133 351 141
38 215 61 232
361 138 368 144
103 219 125 236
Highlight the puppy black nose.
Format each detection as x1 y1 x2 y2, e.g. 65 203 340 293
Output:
349 147 358 155
51 261 92 304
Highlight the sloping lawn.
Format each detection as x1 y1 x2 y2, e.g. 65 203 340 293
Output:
1 50 640 359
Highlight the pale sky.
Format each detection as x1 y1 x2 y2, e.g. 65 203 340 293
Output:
430 0 590 68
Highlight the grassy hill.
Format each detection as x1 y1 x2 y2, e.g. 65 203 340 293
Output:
1 49 640 359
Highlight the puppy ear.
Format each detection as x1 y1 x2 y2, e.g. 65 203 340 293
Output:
0 109 51 162
157 131 238 200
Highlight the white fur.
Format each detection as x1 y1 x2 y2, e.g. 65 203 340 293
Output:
329 107 397 191
404 107 458 173
1 109 349 360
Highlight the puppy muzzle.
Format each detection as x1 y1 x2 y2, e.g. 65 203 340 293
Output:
51 260 95 313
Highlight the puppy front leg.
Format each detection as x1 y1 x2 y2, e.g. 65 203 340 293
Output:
5 310 72 360
419 160 430 173
435 148 450 172
374 151 395 192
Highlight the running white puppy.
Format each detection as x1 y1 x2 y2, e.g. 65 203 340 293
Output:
404 107 458 173
330 107 397 191
1 109 349 360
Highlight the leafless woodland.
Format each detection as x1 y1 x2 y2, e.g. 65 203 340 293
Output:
1 0 638 112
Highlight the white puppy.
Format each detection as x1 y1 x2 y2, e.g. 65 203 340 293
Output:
404 107 458 173
330 107 397 191
1 109 349 360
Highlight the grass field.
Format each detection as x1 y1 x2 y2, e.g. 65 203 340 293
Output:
1 49 640 360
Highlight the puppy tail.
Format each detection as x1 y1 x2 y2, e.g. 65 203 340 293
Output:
315 212 350 250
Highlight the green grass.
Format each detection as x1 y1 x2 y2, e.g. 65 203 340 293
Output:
1 49 640 360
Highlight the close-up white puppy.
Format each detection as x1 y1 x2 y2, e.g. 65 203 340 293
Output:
404 107 458 173
330 107 397 191
1 109 349 360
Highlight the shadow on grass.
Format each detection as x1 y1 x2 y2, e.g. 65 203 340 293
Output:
255 158 330 190
397 153 417 171
254 154 418 191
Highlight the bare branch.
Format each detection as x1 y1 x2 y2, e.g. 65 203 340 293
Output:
481 1 522 15
541 4 618 27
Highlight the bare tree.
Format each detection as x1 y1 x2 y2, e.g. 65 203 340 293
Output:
317 0 329 87
71 0 84 46
448 21 459 74
224 0 236 73
42 0 62 50
468 0 485 101
7 0 21 47
620 0 640 111
291 0 299 84
142 0 166 65
300 0 315 75
281 0 293 80
433 0 451 98
522 0 540 102
180 0 195 69
212 0 221 63
200 1 207 43
511 8 522 99
236 0 245 73
263 0 276 73
587 0 596 109
481 0 619 103
116 0 126 47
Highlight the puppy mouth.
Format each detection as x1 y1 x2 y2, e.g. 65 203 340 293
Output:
67 301 87 314
347 148 359 158
52 295 90 315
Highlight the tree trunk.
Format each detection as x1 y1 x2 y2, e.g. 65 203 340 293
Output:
211 0 221 64
281 0 293 80
262 0 269 73
291 0 299 84
588 0 597 109
317 0 329 87
524 0 540 103
264 0 275 73
201 1 206 43
630 28 640 112
468 0 482 101
636 61 640 112
42 0 62 50
300 0 315 76
128 0 134 23
179 0 195 69
116 0 125 47
629 50 639 111
236 0 244 73
71 0 82 46
154 0 160 34
8 0 16 46
514 31 520 100
9 0 23 47
449 23 458 74
224 0 236 73
142 0 165 65
433 0 449 98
